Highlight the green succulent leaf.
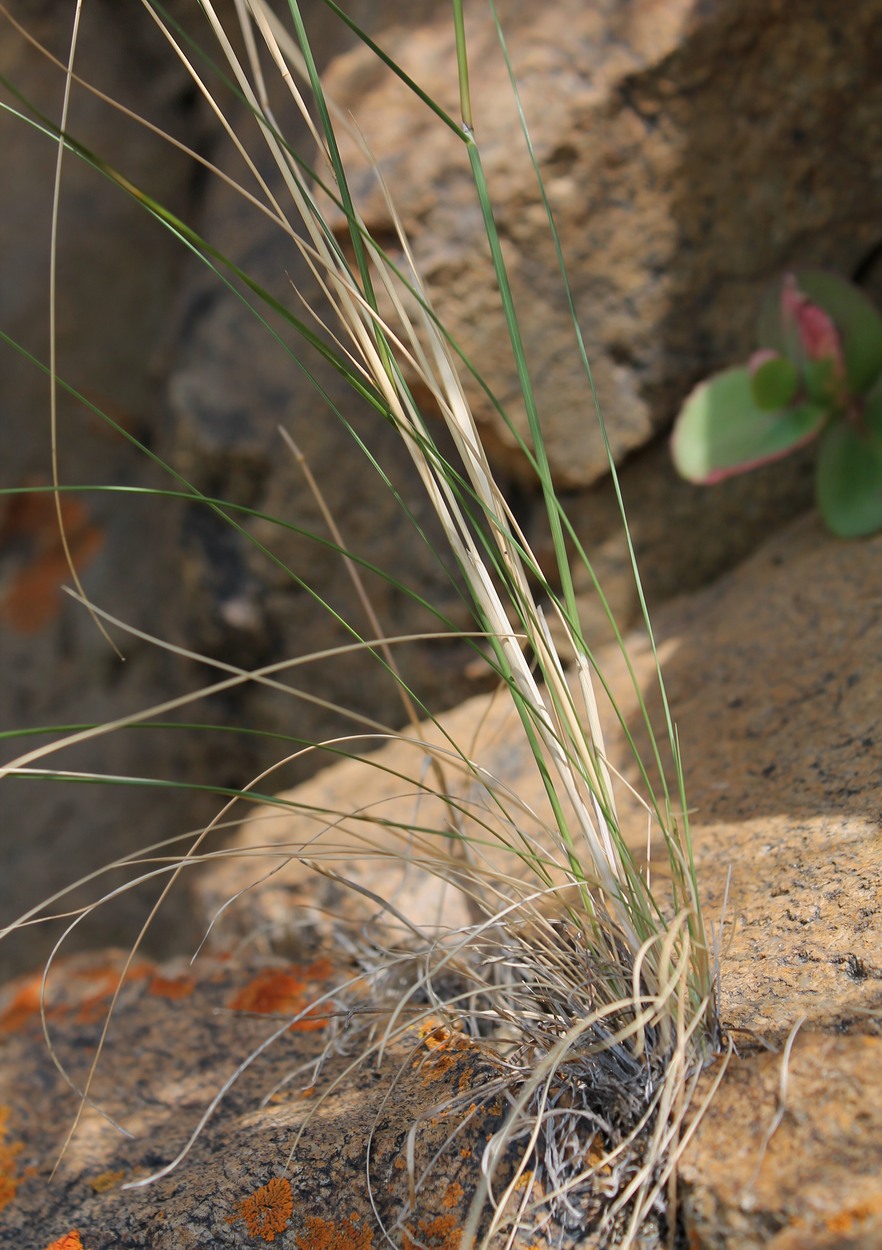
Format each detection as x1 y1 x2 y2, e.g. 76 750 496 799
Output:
816 386 882 537
804 356 842 409
750 354 799 411
758 269 882 396
671 366 828 483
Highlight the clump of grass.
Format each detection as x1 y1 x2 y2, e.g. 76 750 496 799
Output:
0 1 720 1245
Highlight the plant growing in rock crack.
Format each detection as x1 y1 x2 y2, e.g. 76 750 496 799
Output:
1 1 721 1246
672 269 882 538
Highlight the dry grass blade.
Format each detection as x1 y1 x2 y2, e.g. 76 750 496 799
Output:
0 1 724 1246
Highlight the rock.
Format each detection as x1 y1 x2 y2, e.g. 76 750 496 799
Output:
2 516 882 1244
187 514 882 1245
680 1032 882 1250
0 0 226 978
6 0 882 981
320 0 882 488
0 948 596 1249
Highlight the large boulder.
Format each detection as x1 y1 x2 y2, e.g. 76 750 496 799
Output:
321 0 882 487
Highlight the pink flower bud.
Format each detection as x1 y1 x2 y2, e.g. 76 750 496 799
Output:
780 274 844 376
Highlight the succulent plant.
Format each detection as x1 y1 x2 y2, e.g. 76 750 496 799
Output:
671 270 882 537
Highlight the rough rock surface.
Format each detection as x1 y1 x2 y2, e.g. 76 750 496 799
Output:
0 949 561 1249
1 516 880 1246
4 0 880 980
321 0 882 486
197 515 882 1246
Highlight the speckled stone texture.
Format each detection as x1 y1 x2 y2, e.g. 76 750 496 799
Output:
191 515 882 1247
2 516 879 1245
0 951 556 1249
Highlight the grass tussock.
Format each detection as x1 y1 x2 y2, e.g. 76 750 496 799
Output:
0 2 721 1245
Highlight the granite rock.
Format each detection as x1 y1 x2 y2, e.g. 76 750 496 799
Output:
189 515 882 1247
2 516 882 1245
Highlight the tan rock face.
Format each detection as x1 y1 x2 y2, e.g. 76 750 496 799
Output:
191 516 882 1245
680 1032 882 1250
320 0 882 487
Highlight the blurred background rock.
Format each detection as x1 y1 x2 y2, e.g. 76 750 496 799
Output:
2 0 881 976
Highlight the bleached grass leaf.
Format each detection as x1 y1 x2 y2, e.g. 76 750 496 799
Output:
671 366 828 483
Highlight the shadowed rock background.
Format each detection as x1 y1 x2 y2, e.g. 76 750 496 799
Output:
2 0 882 984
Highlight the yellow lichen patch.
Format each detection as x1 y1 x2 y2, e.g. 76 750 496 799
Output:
418 1020 451 1049
413 1022 473 1085
228 1176 293 1242
43 1234 85 1250
0 1105 24 1212
88 1169 126 1193
295 1213 374 1248
228 960 333 1032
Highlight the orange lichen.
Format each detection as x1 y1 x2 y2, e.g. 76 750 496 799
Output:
228 961 333 1032
0 976 43 1033
43 1234 85 1250
0 1106 24 1212
148 974 196 1000
826 1193 882 1234
295 1214 373 1248
229 1177 293 1242
88 1169 126 1193
414 1021 473 1085
1 961 154 1032
513 1169 536 1192
73 961 153 1024
0 487 104 634
419 1021 452 1049
402 1213 461 1250
442 1181 463 1209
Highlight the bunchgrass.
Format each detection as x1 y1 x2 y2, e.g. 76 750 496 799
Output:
0 2 720 1245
